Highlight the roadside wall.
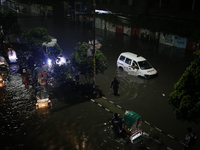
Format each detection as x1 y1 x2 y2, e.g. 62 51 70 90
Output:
78 14 198 51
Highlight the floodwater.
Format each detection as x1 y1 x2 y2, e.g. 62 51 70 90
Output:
1 16 199 150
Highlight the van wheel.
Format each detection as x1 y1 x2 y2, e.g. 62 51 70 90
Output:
119 67 123 71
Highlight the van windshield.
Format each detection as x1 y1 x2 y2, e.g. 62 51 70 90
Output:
138 60 152 70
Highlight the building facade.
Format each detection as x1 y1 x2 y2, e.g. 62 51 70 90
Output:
94 0 200 20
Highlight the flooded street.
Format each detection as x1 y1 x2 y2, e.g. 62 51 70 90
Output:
1 16 199 150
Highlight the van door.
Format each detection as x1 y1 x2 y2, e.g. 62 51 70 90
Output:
127 61 139 76
124 57 132 72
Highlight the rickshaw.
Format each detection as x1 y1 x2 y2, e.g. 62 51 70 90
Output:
123 111 143 143
33 67 47 86
35 86 52 109
110 110 142 143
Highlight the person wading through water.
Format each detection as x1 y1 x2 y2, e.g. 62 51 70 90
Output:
110 77 120 96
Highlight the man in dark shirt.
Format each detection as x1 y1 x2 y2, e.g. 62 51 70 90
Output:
110 77 120 96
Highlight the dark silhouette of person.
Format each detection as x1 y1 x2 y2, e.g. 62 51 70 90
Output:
112 113 124 134
184 127 197 150
133 30 139 41
110 77 119 96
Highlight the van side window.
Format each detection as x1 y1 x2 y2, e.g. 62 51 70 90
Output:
119 55 125 61
125 58 132 65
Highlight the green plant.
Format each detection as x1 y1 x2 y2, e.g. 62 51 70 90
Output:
168 50 200 124
21 27 51 49
71 42 107 84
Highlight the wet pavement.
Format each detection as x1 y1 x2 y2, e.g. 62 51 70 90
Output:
0 16 199 150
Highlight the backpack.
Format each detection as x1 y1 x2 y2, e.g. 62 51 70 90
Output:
188 134 196 147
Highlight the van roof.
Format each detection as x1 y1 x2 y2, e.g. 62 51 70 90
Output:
120 52 146 61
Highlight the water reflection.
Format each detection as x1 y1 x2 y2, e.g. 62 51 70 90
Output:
158 44 186 61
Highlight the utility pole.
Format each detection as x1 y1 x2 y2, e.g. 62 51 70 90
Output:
93 0 96 90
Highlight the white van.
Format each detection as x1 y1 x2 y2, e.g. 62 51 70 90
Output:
42 36 66 66
42 36 57 58
117 52 157 78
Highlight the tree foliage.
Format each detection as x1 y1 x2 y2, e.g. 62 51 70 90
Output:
71 42 107 83
0 8 21 34
53 64 71 82
21 27 51 49
48 43 62 61
168 50 200 124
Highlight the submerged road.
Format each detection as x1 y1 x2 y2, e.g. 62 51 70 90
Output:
16 16 200 150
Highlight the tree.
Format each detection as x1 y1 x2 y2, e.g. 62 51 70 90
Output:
21 27 51 49
168 50 200 124
0 8 21 35
71 42 107 83
48 43 62 61
53 64 71 82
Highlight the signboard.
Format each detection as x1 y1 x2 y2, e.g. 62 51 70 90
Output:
159 33 175 46
174 36 187 49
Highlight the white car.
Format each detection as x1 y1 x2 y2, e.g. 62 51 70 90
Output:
117 52 157 78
